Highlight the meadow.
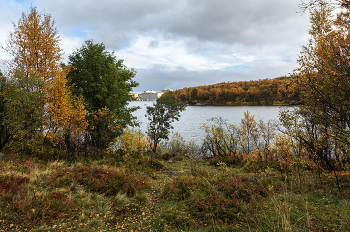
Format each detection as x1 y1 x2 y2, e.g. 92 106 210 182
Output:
1 151 349 232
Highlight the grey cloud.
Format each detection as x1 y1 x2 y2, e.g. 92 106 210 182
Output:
35 0 309 50
148 40 159 49
18 0 310 92
133 59 294 93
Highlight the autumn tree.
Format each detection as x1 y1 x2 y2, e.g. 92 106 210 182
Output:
286 2 350 175
67 40 139 149
145 92 186 153
239 111 259 155
43 67 87 151
1 7 87 155
113 128 148 158
1 7 62 81
298 0 350 13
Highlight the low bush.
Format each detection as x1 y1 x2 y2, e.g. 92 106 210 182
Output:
0 175 80 229
0 175 29 196
207 154 245 167
2 191 79 227
52 165 148 196
187 174 266 226
161 177 202 200
135 157 164 171
188 192 240 224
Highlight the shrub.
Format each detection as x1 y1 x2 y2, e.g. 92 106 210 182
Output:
187 174 266 225
188 192 239 224
0 175 29 196
3 191 79 225
113 128 148 158
0 174 80 229
243 154 280 173
216 174 266 199
135 157 164 171
52 165 148 196
207 154 245 167
161 177 200 200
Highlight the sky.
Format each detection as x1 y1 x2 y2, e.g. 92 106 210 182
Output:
0 0 311 93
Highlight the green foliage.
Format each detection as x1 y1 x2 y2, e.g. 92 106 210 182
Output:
0 73 9 150
67 40 139 149
87 107 121 150
0 72 44 153
201 113 277 160
201 117 239 157
1 152 350 231
145 92 186 153
207 154 245 167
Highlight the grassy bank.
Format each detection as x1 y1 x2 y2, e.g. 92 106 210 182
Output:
0 153 349 231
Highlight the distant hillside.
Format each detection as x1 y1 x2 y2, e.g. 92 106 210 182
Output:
168 76 302 106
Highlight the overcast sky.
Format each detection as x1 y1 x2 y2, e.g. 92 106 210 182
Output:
0 0 311 93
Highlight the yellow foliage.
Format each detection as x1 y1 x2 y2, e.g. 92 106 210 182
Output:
44 68 87 148
114 128 148 157
2 7 62 82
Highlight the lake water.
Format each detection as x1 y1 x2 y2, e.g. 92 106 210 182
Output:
129 101 285 145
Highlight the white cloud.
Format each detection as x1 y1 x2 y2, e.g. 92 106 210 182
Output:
116 36 262 72
59 35 85 62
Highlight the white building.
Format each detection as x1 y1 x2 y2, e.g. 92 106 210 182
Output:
139 90 164 101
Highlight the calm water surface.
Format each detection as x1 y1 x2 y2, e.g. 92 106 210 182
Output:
129 101 285 144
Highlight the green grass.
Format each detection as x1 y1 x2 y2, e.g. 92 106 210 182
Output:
0 154 349 231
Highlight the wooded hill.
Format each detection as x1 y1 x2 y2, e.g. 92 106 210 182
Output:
171 76 302 105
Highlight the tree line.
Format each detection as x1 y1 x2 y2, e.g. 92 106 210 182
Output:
169 76 302 105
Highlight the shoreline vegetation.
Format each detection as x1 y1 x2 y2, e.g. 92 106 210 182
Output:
1 109 350 231
187 102 294 106
168 76 303 107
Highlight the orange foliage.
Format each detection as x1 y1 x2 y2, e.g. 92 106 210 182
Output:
44 68 87 149
171 77 300 105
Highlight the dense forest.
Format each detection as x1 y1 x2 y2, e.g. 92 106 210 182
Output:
171 76 302 105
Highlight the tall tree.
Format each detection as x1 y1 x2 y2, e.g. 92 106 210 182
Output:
1 7 87 154
0 72 44 153
239 111 259 155
0 72 10 150
1 7 62 81
43 67 87 151
288 2 350 172
145 92 186 153
67 40 139 149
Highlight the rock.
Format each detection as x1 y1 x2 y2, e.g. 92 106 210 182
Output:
0 152 8 160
